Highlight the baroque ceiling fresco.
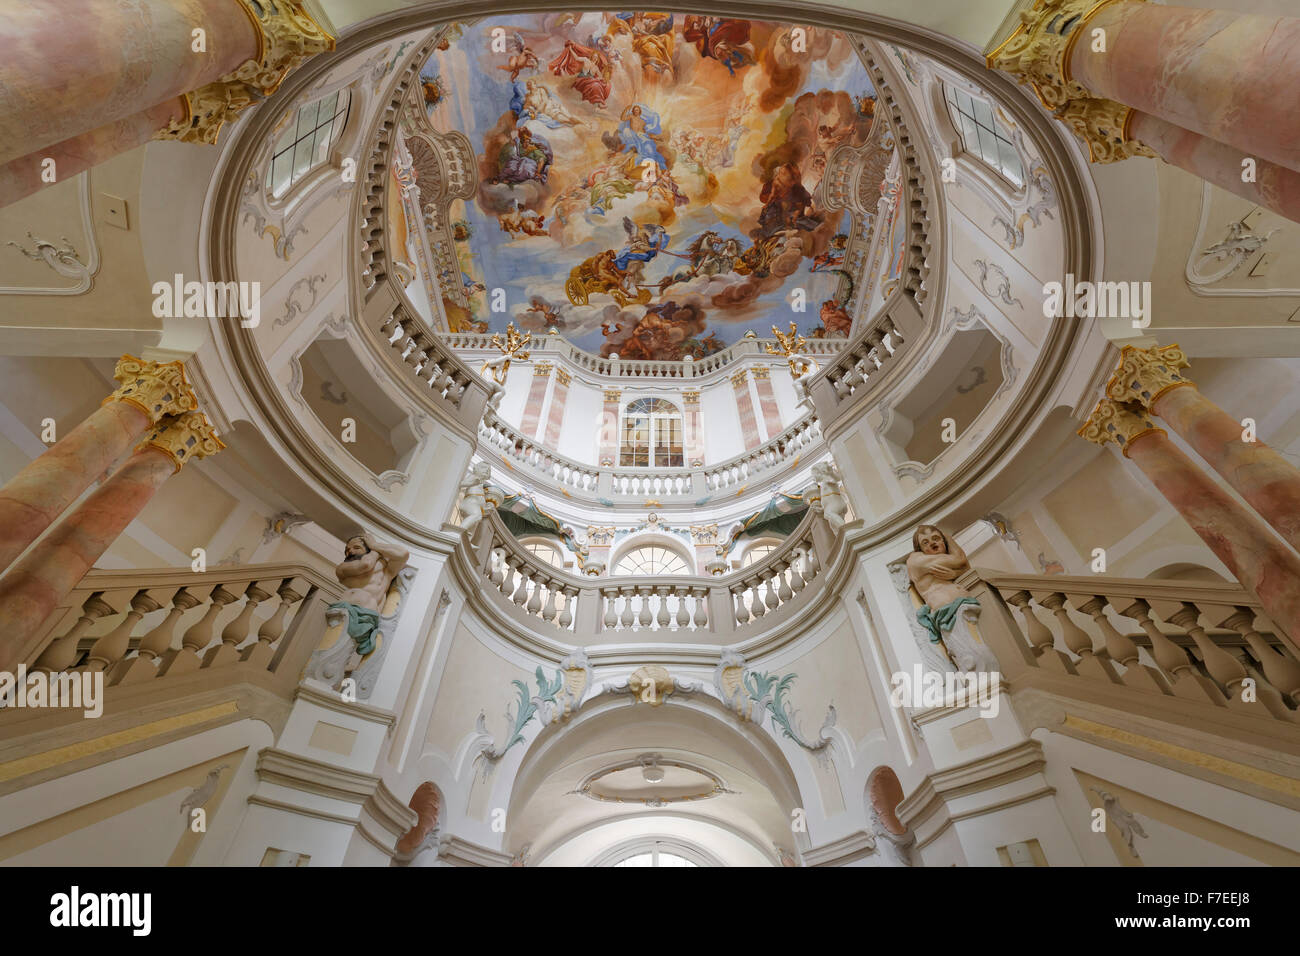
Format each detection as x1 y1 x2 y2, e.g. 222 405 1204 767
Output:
397 14 898 361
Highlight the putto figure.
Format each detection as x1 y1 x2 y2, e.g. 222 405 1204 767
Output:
330 533 410 657
905 525 998 673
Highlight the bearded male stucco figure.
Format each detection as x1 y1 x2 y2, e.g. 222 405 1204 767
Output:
905 525 998 673
330 533 410 657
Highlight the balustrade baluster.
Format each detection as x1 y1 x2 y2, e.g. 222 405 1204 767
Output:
1121 599 1222 704
1221 608 1300 704
637 588 653 628
243 580 305 669
1168 603 1261 713
558 588 575 630
114 588 201 684
1075 596 1168 694
750 581 766 619
1040 593 1116 682
206 581 272 667
1004 590 1070 672
763 576 780 611
603 591 619 629
32 593 115 674
540 582 559 622
776 566 794 604
656 588 671 629
674 589 690 629
525 573 544 615
692 589 709 630
86 590 161 673
620 589 635 629
160 585 237 675
510 560 530 605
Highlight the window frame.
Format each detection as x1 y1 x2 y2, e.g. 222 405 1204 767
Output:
941 81 1024 189
265 89 353 202
619 398 684 469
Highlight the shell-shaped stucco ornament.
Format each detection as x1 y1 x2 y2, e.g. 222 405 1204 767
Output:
628 664 675 706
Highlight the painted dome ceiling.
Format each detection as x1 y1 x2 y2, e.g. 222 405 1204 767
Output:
391 14 900 361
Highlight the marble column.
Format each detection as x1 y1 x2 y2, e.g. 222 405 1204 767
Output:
0 0 333 209
599 389 621 466
1080 399 1300 644
1107 344 1300 554
0 411 224 672
1128 113 1300 225
0 355 198 575
1068 2 1300 175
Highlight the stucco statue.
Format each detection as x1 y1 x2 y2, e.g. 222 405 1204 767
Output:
905 526 998 673
789 352 818 412
811 460 848 529
331 532 411 659
457 461 493 531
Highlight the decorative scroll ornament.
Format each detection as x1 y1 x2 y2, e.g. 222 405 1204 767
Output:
1104 343 1194 409
476 649 591 765
155 0 335 146
138 410 226 471
1191 220 1280 285
1077 398 1165 454
987 0 1154 163
712 650 835 752
106 354 200 424
6 233 92 284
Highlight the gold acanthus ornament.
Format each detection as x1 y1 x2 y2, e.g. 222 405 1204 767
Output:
986 0 1154 163
1104 343 1194 409
155 0 335 146
1077 397 1164 455
627 665 676 706
138 411 227 472
106 355 200 424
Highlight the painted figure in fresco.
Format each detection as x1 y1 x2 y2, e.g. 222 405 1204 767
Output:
906 526 999 673
636 163 689 207
682 16 754 75
548 37 614 108
522 296 565 329
498 32 539 82
513 79 583 128
756 162 822 238
616 103 669 171
608 301 704 361
491 127 553 186
607 12 675 79
566 219 668 307
582 161 638 217
497 200 546 237
658 231 745 293
811 233 848 272
330 534 410 657
818 299 852 337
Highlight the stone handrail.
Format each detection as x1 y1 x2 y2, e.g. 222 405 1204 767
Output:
965 568 1300 731
13 562 345 696
466 506 838 645
441 331 845 382
478 407 825 502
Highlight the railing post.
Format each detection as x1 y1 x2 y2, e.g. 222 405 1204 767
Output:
960 569 1038 674
572 586 601 639
707 585 735 639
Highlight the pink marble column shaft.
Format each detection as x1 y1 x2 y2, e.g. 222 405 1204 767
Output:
598 393 620 465
752 371 783 442
1130 112 1300 224
683 396 703 466
0 0 259 165
0 446 175 672
519 368 551 438
1125 430 1300 644
542 373 570 447
0 400 152 576
731 373 761 451
1152 384 1300 555
1070 3 1300 175
0 99 183 210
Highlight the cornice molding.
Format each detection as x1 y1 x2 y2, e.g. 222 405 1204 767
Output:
896 738 1049 830
293 684 398 728
255 746 382 804
802 828 878 866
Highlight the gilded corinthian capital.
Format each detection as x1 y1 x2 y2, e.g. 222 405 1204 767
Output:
1105 343 1194 408
155 0 335 146
105 355 199 424
1078 397 1164 454
987 0 1154 163
138 411 227 471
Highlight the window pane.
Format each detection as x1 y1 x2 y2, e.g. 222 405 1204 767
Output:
954 87 973 116
976 125 1000 166
958 113 980 154
972 96 995 132
295 99 319 137
997 137 1024 185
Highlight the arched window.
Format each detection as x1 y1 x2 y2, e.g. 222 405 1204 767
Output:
943 83 1022 187
741 538 783 568
593 839 717 867
267 90 352 198
613 545 691 576
620 398 683 468
522 540 565 568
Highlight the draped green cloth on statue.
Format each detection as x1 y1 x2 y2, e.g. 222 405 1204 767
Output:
916 596 980 644
328 601 381 655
